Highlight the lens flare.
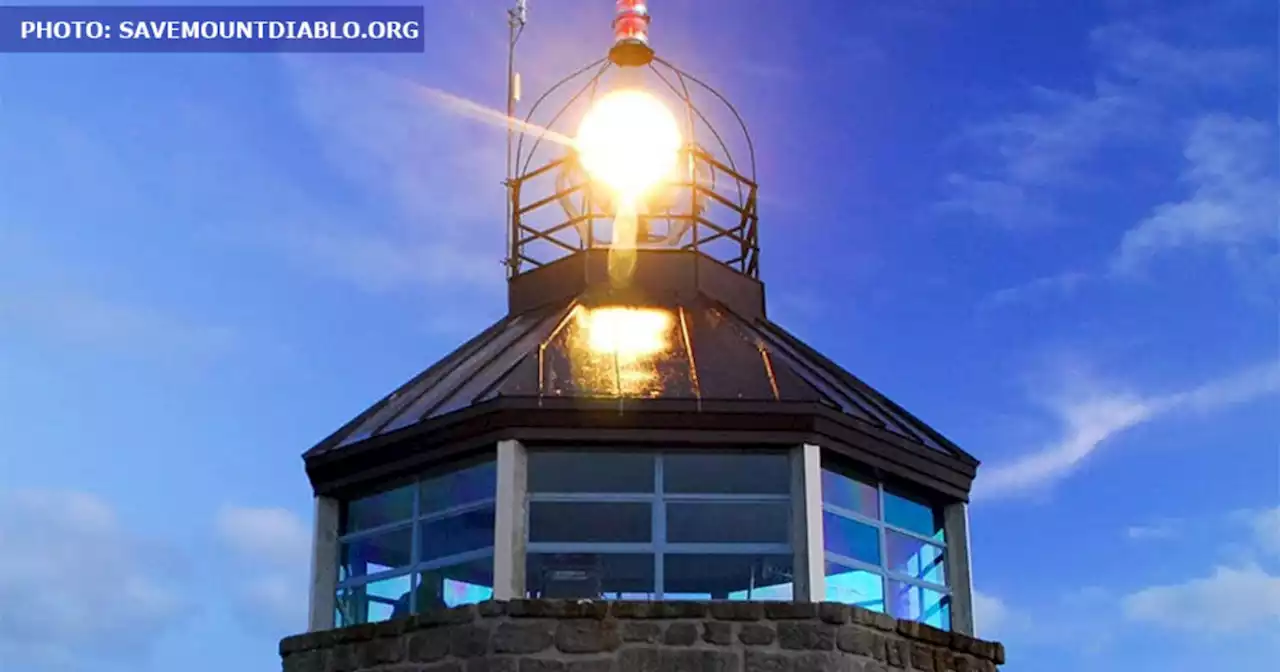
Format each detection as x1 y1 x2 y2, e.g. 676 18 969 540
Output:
581 306 672 361
576 89 682 202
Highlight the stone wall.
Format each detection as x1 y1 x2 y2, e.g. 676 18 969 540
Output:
280 600 1005 672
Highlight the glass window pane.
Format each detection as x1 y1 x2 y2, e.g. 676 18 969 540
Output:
420 506 495 563
420 462 496 514
343 485 414 534
821 467 880 519
527 553 655 599
529 501 652 543
663 453 789 494
664 554 792 601
824 561 885 613
887 580 951 631
823 511 881 565
665 502 789 544
528 452 655 493
340 525 412 581
415 555 494 612
886 531 946 586
336 574 412 627
884 489 945 542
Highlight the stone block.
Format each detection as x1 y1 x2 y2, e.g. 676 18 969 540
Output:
664 622 699 646
407 628 453 662
702 621 733 645
709 601 764 621
611 602 660 619
849 608 897 633
451 624 493 658
618 646 662 672
357 636 404 667
932 648 955 672
420 663 465 672
282 649 321 672
567 659 617 672
910 643 935 672
468 657 519 672
479 601 509 618
519 658 567 672
884 640 909 669
660 649 740 672
765 602 817 620
555 619 621 653
743 650 792 672
621 621 663 643
777 622 835 651
738 623 776 646
837 626 885 661
656 602 711 619
794 652 843 672
818 602 849 625
493 621 555 654
326 643 358 672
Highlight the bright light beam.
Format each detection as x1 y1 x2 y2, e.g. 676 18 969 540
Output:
412 83 576 148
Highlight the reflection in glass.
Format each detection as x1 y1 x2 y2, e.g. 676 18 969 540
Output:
664 453 789 494
526 553 655 600
884 489 945 542
529 501 652 543
336 574 412 627
541 305 695 399
825 561 886 612
664 554 793 601
823 511 881 565
665 502 789 544
342 485 414 534
339 525 413 581
886 531 946 586
420 462 496 514
528 451 655 493
821 467 880 519
397 555 494 616
420 506 496 563
887 580 951 631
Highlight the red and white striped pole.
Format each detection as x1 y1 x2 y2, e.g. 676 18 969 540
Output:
608 0 654 66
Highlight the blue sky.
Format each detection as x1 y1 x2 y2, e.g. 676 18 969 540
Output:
0 0 1276 669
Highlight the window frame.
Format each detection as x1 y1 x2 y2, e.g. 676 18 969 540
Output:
525 450 794 600
821 463 952 628
334 460 498 625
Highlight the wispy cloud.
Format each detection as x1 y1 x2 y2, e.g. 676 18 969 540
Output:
975 359 1280 499
981 270 1091 310
1122 565 1280 634
214 505 311 635
1125 520 1182 541
941 14 1270 231
0 489 184 670
1113 114 1278 273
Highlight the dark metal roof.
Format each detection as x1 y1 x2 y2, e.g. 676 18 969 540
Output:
307 277 976 470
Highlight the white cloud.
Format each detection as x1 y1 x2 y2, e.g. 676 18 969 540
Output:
1244 507 1280 558
972 590 1011 638
216 505 311 568
0 489 183 669
1126 521 1181 541
1122 565 1280 634
1113 115 1279 273
981 270 1091 309
975 359 1280 498
215 506 311 635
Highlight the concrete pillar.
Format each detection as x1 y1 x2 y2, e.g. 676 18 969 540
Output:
493 439 529 600
943 502 975 635
790 444 825 602
308 496 340 632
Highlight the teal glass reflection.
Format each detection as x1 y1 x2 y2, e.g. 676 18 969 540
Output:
336 574 413 627
821 468 880 519
823 511 881 565
824 561 885 612
343 484 414 534
887 580 950 630
886 531 946 586
883 489 944 542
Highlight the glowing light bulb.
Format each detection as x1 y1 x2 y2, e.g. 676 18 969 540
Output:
575 89 681 204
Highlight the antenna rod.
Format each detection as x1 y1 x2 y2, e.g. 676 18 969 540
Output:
505 0 527 279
